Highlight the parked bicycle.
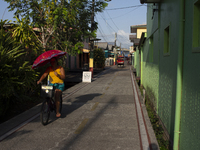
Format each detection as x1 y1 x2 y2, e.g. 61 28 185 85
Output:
40 84 62 125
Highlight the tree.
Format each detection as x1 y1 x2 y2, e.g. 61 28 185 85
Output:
94 48 106 68
12 17 41 64
5 0 109 54
0 20 39 116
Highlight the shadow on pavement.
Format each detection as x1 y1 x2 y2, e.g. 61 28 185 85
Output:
61 93 102 119
60 97 117 150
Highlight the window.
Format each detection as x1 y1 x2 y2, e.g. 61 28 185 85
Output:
149 36 154 62
193 0 200 52
164 25 170 55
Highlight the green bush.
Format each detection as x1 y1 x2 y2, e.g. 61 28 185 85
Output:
94 48 106 68
0 20 39 116
139 85 169 150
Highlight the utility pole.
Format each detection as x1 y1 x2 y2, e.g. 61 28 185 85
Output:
114 32 117 65
89 0 95 77
115 32 117 46
120 43 122 56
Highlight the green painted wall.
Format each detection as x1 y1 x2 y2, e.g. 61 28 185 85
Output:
134 50 140 77
136 49 141 77
143 0 180 141
157 1 180 140
142 0 200 149
142 29 159 111
134 51 137 70
179 0 200 149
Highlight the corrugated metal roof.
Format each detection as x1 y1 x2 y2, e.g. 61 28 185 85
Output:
97 42 108 49
130 24 147 33
131 24 147 28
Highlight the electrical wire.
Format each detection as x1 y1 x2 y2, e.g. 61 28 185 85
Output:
104 11 132 48
99 13 116 34
96 14 117 43
105 10 128 40
96 4 147 48
95 16 108 42
108 6 142 20
105 5 146 10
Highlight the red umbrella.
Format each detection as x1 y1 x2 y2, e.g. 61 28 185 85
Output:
32 50 66 69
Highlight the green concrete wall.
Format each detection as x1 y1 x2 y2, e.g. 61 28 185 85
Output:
134 50 141 77
144 0 180 141
134 51 137 69
142 29 160 111
157 1 180 140
179 0 200 149
136 49 141 77
142 0 200 149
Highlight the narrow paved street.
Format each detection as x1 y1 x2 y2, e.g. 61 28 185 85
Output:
0 64 158 150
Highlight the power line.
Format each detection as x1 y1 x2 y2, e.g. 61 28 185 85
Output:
98 5 143 20
96 5 145 48
105 10 119 31
105 5 146 10
95 16 108 42
97 12 133 48
97 14 119 43
109 6 142 20
99 13 116 34
97 28 108 42
105 10 131 46
105 10 128 41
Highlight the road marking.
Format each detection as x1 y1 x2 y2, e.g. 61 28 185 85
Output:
100 93 105 98
112 76 116 81
91 102 99 111
106 86 109 90
108 82 112 85
74 118 89 134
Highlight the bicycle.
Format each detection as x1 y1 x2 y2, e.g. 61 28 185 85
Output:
40 84 62 125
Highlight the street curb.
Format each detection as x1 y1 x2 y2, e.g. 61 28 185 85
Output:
132 68 160 150
0 103 41 138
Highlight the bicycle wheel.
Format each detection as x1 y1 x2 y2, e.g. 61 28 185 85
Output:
40 99 50 125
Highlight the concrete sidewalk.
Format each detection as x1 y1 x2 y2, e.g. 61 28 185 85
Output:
0 67 110 140
0 65 159 150
65 67 109 83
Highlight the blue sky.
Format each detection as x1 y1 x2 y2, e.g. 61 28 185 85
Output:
1 0 147 49
1 0 16 21
96 0 147 49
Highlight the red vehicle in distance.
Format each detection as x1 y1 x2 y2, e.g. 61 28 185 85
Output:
117 55 124 67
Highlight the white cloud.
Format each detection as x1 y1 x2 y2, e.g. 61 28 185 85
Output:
97 30 133 49
116 30 133 49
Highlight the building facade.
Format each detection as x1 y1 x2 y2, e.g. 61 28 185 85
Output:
130 25 147 78
135 0 200 149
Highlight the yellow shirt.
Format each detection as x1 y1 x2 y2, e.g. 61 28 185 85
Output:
48 66 63 84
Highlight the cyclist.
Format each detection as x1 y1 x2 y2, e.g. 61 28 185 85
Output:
37 57 65 117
